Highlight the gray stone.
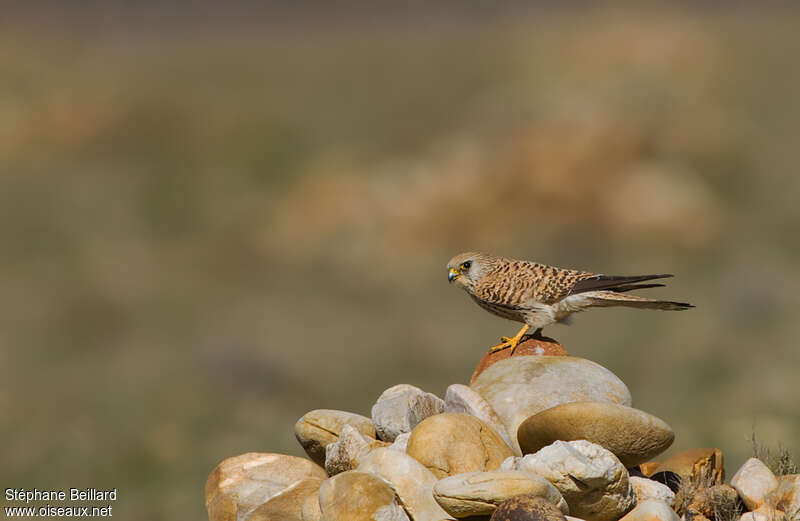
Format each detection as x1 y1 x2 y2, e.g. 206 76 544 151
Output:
510 440 636 521
731 458 778 511
388 432 411 452
371 384 445 442
324 424 387 476
629 477 675 508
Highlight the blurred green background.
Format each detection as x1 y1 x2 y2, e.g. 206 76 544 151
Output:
2 2 799 519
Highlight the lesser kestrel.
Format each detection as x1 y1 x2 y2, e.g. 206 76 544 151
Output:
447 252 693 352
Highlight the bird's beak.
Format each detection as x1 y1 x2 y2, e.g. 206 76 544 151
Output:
448 268 460 283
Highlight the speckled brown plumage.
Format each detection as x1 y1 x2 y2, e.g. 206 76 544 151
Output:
447 252 693 351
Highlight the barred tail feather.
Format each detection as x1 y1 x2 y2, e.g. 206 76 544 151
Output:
587 291 694 311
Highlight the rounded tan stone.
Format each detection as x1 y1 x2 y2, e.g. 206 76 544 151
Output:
205 453 327 521
445 384 518 455
444 384 522 456
357 447 450 520
294 409 376 466
517 402 674 467
247 478 323 521
433 470 568 518
490 494 569 521
318 470 409 521
301 492 322 521
407 412 515 479
470 356 631 454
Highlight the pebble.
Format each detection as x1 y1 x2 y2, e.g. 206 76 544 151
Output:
433 470 568 518
388 432 411 452
490 494 569 521
470 356 631 454
294 409 376 466
371 384 445 442
731 458 778 511
739 505 785 521
205 453 326 521
357 447 450 521
247 478 323 521
629 477 676 508
302 492 323 521
324 424 387 476
445 383 518 454
618 500 679 521
510 440 636 521
318 470 409 521
407 412 514 479
517 402 674 467
770 474 800 515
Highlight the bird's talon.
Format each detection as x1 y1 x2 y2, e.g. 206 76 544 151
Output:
488 341 513 353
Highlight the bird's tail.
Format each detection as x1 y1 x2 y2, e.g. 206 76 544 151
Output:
586 291 694 311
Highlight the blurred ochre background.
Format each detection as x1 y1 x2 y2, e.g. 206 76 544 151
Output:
2 2 799 520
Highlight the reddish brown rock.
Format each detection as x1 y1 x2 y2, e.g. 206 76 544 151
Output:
471 336 568 384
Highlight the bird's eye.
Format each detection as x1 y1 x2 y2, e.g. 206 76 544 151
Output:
461 261 472 270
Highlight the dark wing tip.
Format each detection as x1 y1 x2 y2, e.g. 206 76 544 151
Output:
571 273 676 295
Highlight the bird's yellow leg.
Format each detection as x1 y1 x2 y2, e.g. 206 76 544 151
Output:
489 324 530 353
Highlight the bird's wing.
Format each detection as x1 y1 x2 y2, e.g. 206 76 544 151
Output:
529 264 600 304
539 272 675 304
568 273 674 295
473 261 595 307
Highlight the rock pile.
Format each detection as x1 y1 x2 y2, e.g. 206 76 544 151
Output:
205 338 799 521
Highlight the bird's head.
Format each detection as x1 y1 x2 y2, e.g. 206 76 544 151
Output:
446 252 495 290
